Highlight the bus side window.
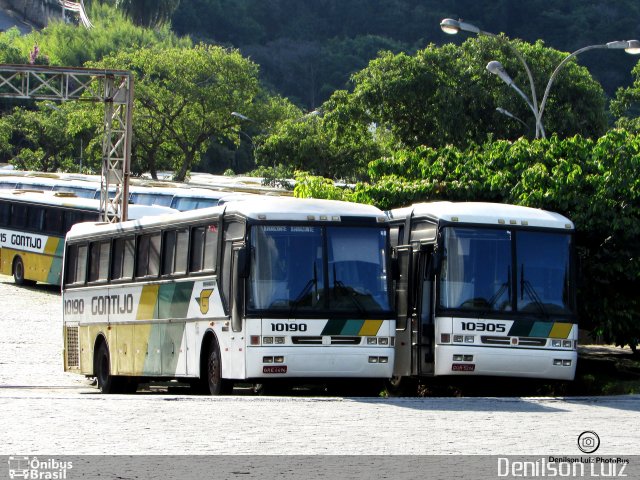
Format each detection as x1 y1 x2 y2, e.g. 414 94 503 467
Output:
0 201 9 226
43 208 64 236
136 232 161 278
10 204 27 229
88 240 110 283
189 223 218 273
112 236 134 281
26 206 43 231
65 244 88 286
63 211 80 232
162 229 189 276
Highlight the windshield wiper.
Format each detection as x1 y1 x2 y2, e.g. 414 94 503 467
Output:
488 266 511 309
289 262 318 315
520 264 548 318
332 264 366 314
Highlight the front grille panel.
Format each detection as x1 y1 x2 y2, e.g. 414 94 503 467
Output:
292 336 322 345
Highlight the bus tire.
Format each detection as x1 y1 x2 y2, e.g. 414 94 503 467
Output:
201 337 232 395
13 256 33 286
95 341 116 394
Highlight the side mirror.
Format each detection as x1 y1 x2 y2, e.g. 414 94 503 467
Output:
391 256 400 281
432 249 443 276
236 246 250 278
231 246 249 332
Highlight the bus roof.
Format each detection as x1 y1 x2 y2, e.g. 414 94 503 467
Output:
0 189 178 219
388 201 574 230
67 196 387 240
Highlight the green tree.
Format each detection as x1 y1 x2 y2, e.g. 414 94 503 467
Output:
0 104 78 172
92 44 270 181
349 36 608 150
256 90 383 181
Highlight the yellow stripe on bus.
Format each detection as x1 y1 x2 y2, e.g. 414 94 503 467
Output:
358 319 383 336
44 237 60 256
549 322 573 339
137 284 160 320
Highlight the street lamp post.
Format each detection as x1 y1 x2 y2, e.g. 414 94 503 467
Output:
441 18 541 137
440 18 640 138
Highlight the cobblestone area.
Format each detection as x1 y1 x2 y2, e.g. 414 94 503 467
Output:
0 275 638 456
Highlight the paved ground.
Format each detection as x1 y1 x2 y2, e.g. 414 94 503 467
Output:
0 275 638 457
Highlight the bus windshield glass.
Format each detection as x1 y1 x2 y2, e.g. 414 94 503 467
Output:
248 225 391 314
439 227 573 315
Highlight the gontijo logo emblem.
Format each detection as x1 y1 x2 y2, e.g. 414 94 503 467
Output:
197 289 214 315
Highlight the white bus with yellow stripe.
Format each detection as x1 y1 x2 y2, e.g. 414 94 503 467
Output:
62 197 395 394
0 190 177 286
387 202 578 391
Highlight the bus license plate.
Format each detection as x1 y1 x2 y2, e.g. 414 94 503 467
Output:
263 366 287 374
452 363 475 372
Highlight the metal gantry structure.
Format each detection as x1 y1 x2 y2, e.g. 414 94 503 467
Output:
0 64 133 222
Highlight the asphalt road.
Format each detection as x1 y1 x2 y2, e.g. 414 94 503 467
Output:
0 276 638 459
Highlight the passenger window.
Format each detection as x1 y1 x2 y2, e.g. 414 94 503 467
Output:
65 244 88 286
136 233 161 278
26 206 43 231
190 223 218 273
44 209 64 235
88 240 110 283
111 236 134 281
10 204 27 229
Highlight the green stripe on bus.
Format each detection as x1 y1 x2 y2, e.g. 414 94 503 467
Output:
158 281 194 319
507 320 535 337
320 319 347 335
45 238 64 285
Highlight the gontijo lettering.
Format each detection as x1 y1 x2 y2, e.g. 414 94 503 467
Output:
10 234 42 249
91 294 134 315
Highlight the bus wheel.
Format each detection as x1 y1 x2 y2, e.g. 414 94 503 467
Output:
95 342 116 394
13 257 32 286
202 338 232 395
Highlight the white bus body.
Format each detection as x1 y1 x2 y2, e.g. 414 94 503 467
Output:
62 197 395 394
387 202 577 383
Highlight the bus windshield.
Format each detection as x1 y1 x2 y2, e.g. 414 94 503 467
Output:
248 225 391 315
439 227 573 316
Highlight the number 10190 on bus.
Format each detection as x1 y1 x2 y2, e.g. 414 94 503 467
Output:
62 197 395 394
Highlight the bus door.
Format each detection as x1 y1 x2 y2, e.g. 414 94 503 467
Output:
392 245 413 378
415 244 435 376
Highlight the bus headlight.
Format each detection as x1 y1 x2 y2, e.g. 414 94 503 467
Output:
263 337 274 344
562 340 572 348
378 337 389 345
453 335 463 343
551 340 562 348
367 337 378 345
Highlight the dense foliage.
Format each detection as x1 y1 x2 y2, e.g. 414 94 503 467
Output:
171 0 640 109
1 1 640 348
293 132 640 350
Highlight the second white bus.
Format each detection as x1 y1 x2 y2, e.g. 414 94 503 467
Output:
386 202 577 391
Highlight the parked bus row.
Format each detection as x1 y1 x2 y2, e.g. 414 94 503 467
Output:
0 189 177 286
60 197 578 393
0 172 262 211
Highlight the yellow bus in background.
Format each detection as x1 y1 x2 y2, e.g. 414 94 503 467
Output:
0 190 177 286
